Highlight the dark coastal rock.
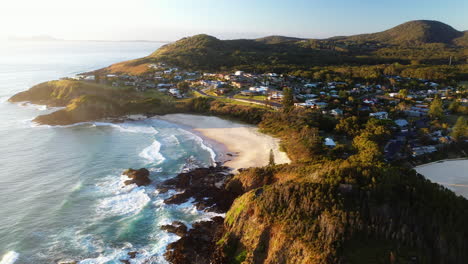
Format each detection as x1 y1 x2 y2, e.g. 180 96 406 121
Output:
159 167 242 263
123 168 151 186
158 166 238 213
164 217 225 264
161 221 188 237
127 251 137 259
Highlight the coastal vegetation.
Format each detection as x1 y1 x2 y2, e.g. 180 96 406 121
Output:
8 19 468 264
9 80 177 125
98 20 468 82
9 74 468 264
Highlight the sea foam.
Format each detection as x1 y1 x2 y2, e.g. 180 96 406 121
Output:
94 122 159 134
139 140 166 165
177 128 217 166
0 251 19 264
97 181 151 217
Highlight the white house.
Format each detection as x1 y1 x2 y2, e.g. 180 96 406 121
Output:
249 86 269 93
394 119 409 127
169 88 181 97
83 75 95 81
369 112 388 120
325 138 336 148
304 83 319 88
331 109 343 116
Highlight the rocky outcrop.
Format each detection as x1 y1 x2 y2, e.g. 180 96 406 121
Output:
161 221 188 237
163 217 225 264
159 166 241 263
158 166 239 213
123 168 151 186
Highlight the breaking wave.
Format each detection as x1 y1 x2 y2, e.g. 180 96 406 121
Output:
0 251 19 264
139 140 166 165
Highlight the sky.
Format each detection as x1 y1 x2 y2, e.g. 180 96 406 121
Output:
0 0 466 41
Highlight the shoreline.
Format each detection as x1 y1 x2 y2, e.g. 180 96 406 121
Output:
157 113 291 173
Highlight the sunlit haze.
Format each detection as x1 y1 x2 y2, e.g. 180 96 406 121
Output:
0 0 467 42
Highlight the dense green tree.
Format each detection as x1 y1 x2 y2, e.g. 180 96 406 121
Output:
269 149 275 166
282 87 294 112
352 134 382 164
429 96 444 119
338 90 347 98
448 100 460 113
451 116 467 141
336 116 361 137
364 118 392 143
398 89 408 98
177 81 190 94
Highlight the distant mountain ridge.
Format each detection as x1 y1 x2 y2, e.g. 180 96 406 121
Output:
337 20 465 45
101 20 467 74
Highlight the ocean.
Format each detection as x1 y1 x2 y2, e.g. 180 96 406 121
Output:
0 41 221 263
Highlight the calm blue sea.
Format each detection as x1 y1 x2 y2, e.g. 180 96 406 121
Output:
0 41 220 264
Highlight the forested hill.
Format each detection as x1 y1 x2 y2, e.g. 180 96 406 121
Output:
334 20 465 45
140 20 467 71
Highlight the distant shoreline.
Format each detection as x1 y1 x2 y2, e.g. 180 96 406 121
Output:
4 39 170 43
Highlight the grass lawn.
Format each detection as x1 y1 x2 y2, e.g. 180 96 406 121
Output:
191 90 207 98
233 94 268 101
217 98 272 109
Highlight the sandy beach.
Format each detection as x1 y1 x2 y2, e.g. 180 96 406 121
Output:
158 114 290 172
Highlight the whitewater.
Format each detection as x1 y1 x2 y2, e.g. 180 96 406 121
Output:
0 41 222 263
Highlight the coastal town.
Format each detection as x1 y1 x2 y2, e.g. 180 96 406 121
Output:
4 0 468 261
70 61 468 165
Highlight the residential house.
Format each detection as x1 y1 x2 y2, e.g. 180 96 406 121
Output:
369 112 389 120
331 109 343 116
325 138 336 148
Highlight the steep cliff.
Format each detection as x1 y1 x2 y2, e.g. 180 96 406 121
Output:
216 163 468 264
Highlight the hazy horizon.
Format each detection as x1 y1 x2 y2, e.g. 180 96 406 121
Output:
0 0 466 42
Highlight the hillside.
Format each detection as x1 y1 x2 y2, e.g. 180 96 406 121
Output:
99 20 467 74
255 35 305 44
216 163 468 264
339 20 464 45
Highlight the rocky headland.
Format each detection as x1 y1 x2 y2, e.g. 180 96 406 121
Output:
157 165 241 264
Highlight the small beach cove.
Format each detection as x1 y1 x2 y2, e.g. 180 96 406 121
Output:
158 114 291 172
0 101 290 264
